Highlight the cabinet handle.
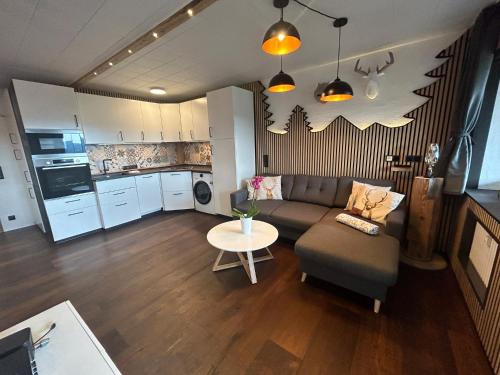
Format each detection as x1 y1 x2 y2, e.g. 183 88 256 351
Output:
173 193 183 196
65 199 81 203
210 145 214 155
190 129 194 140
141 130 145 141
170 173 181 176
68 211 83 216
209 126 213 138
112 191 126 195
115 203 127 207
160 131 164 141
74 114 79 128
142 175 153 179
178 131 181 141
119 131 123 141
24 170 31 183
28 187 35 199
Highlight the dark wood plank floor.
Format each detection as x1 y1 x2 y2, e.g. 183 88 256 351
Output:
0 212 493 374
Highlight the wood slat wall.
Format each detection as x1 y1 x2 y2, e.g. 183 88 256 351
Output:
452 197 500 374
241 31 470 253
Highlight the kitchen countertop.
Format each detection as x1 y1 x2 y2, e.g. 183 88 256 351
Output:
92 164 212 182
466 189 500 223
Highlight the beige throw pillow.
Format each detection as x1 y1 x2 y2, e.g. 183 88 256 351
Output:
351 186 405 224
247 176 282 200
345 181 391 211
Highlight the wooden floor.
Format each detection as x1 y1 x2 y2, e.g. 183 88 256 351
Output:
0 212 493 374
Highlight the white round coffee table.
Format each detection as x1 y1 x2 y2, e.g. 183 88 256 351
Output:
207 220 278 284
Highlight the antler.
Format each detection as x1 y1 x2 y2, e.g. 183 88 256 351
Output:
376 52 395 75
354 59 370 77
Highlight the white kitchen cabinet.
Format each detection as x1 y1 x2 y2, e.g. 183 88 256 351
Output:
117 99 143 143
77 94 143 144
179 101 194 141
139 102 163 143
163 191 195 210
161 171 193 191
49 205 102 242
159 104 182 142
208 86 255 216
95 177 141 228
12 79 80 130
44 192 102 241
135 173 162 215
99 199 141 229
77 94 121 144
191 97 210 141
160 171 194 210
207 87 237 140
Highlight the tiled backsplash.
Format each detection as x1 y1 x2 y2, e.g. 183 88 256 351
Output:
86 142 211 174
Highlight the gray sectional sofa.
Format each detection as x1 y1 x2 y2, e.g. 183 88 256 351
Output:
230 175 406 313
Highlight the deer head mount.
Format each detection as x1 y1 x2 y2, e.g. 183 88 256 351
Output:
354 52 395 100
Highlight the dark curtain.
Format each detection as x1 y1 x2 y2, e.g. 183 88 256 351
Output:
437 3 500 194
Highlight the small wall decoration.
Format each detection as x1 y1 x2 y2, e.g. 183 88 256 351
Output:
265 32 459 132
354 52 395 100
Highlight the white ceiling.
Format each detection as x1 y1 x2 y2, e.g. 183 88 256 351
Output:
0 0 494 101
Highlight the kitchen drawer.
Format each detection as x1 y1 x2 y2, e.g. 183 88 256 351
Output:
99 198 141 229
161 171 192 191
95 176 136 193
163 190 194 211
45 192 98 215
49 205 102 242
98 187 138 206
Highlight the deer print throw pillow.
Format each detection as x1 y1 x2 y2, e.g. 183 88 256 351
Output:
351 186 405 225
247 176 283 200
345 181 391 211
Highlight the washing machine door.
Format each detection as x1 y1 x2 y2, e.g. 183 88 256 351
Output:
193 181 212 204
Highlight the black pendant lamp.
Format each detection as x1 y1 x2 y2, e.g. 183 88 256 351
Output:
321 18 353 102
268 57 295 93
262 0 301 56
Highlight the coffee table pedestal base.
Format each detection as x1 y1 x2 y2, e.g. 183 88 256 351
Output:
212 247 274 284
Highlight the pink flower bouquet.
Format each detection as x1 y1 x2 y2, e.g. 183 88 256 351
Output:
232 176 263 219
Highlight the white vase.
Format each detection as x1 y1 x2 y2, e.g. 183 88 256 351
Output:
240 217 253 234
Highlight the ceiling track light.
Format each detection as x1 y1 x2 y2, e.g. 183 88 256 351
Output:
268 56 295 93
262 0 301 56
321 18 353 102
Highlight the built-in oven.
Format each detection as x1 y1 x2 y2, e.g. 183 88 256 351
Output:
26 129 86 157
34 156 93 200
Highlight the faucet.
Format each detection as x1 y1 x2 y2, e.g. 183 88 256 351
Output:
102 159 112 174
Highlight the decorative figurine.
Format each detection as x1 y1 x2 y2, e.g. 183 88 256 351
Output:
424 143 440 178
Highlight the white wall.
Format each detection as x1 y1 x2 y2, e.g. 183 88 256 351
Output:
0 89 36 231
479 83 500 190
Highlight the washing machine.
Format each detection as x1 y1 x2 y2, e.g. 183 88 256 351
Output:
192 172 215 214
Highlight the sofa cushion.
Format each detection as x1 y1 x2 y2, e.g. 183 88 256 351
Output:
289 175 338 207
235 199 285 220
281 175 295 200
270 201 330 231
295 221 399 285
334 177 395 208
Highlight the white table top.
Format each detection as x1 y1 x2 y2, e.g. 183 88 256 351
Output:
207 220 278 252
0 301 121 375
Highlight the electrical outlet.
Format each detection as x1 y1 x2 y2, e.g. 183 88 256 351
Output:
8 215 15 221
406 155 422 162
386 155 400 162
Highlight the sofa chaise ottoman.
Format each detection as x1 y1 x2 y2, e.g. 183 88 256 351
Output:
230 175 406 313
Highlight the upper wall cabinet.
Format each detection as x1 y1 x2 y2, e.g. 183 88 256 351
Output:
179 98 210 142
191 97 210 141
77 94 144 144
207 87 239 140
11 79 80 130
139 102 163 143
160 104 182 142
179 101 194 141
